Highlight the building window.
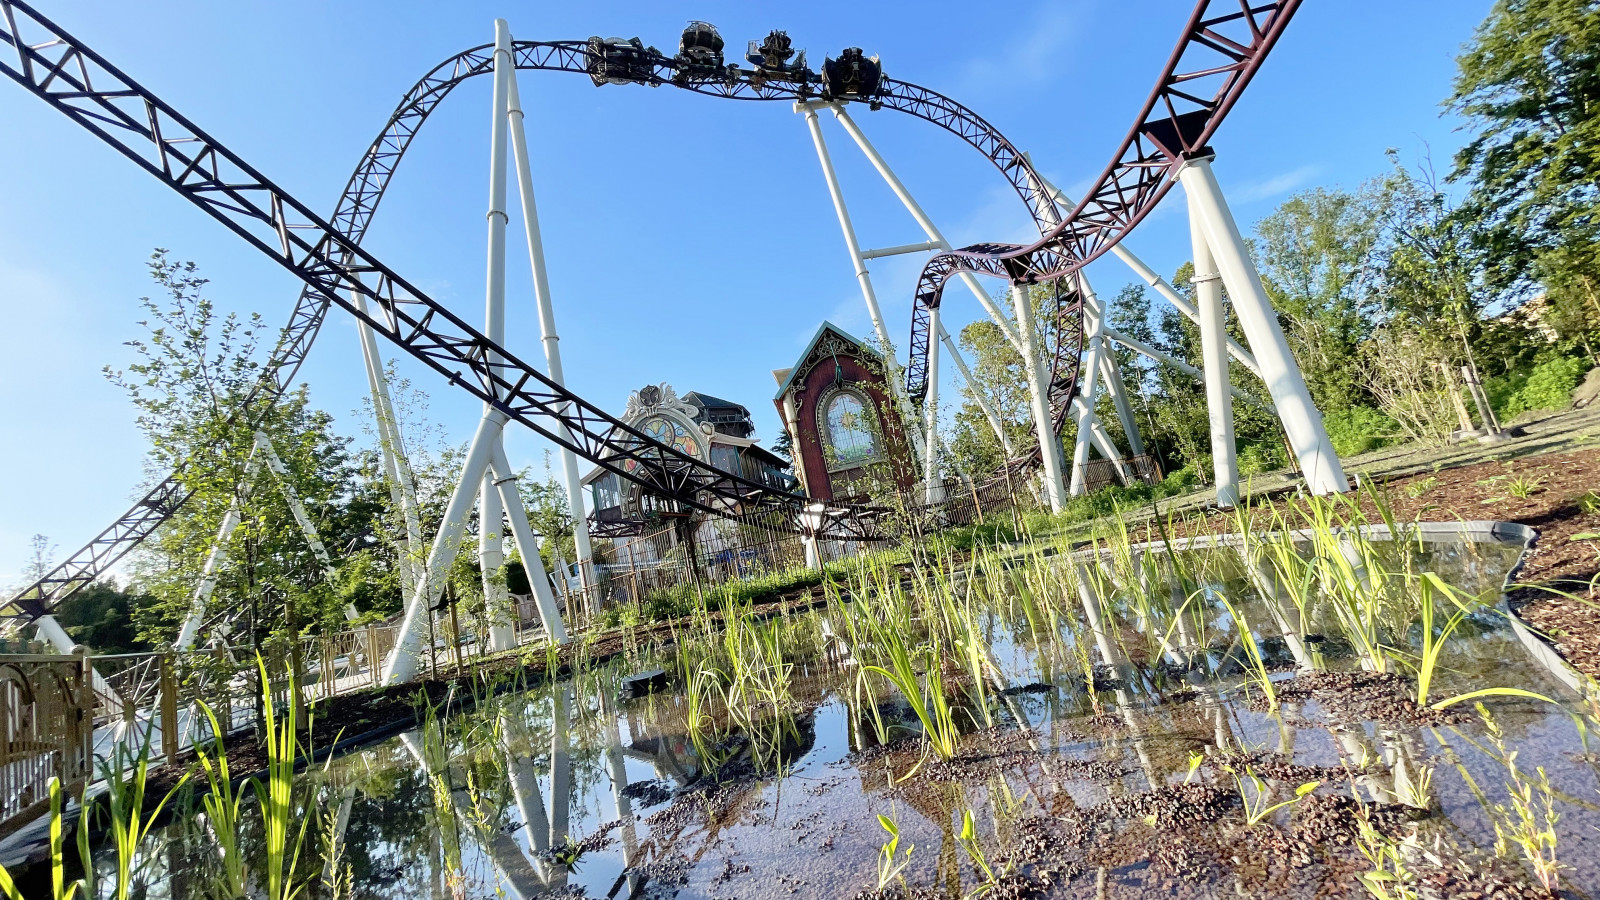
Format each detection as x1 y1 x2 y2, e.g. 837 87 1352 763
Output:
821 389 879 470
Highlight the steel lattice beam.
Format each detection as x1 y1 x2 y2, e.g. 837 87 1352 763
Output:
0 13 1073 619
904 0 1303 466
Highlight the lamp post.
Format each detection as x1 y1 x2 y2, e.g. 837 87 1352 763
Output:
800 501 827 571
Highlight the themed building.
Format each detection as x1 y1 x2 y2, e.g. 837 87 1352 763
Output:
772 322 914 502
583 383 794 537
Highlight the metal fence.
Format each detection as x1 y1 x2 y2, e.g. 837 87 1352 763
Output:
0 651 94 837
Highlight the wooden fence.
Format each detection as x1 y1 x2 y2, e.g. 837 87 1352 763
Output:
0 650 94 838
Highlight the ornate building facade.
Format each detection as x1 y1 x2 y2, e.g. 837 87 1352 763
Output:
584 382 794 534
772 322 913 502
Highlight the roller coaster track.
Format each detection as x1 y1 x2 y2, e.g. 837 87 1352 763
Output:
906 0 1303 466
0 3 1085 620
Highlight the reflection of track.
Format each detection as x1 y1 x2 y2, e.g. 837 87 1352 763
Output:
0 13 1078 621
906 0 1303 465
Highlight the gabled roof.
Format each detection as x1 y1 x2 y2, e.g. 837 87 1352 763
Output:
773 320 880 400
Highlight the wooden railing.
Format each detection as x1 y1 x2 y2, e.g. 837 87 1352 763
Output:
0 650 94 837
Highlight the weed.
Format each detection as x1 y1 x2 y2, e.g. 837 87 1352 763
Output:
1223 764 1320 826
251 655 317 900
1575 490 1600 516
193 699 247 897
957 809 998 895
876 813 914 891
1405 476 1440 500
1506 473 1544 499
101 722 190 900
1478 706 1565 893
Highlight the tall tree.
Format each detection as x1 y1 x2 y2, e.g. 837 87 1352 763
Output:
1449 0 1600 292
107 252 364 644
1253 185 1387 411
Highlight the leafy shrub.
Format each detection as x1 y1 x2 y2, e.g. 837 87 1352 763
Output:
1487 356 1589 421
1236 442 1285 476
1505 357 1588 418
1322 405 1396 457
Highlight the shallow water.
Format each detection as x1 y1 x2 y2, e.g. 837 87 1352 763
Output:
88 537 1600 899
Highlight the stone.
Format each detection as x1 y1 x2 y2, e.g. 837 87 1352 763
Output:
1571 365 1600 409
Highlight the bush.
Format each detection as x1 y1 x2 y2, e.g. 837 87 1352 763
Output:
1322 405 1396 457
1236 442 1285 476
1503 356 1588 418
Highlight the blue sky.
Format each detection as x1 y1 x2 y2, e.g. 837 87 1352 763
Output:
0 0 1492 580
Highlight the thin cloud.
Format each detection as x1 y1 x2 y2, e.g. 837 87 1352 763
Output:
1228 164 1323 203
957 4 1083 93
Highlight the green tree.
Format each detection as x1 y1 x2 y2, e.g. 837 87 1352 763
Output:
1253 184 1387 411
1449 0 1600 293
107 252 365 646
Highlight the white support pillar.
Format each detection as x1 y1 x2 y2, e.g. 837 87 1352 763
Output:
174 449 261 650
505 51 596 609
1069 277 1108 497
1098 350 1145 458
33 616 113 696
256 432 359 621
490 443 567 644
1011 285 1067 512
383 413 505 685
1103 328 1262 408
1024 156 1262 379
1188 191 1239 508
472 19 519 653
798 102 926 462
824 105 1025 459
353 291 424 601
828 104 1027 356
939 323 1015 456
922 304 944 503
1178 156 1348 495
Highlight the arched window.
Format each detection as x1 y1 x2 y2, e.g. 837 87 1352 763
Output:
821 389 879 469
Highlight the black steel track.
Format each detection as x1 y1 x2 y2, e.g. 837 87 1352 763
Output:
0 7 1080 620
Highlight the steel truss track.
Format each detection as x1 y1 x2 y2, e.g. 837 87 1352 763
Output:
906 0 1303 465
0 4 1085 620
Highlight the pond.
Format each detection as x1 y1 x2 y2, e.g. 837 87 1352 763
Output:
59 522 1600 899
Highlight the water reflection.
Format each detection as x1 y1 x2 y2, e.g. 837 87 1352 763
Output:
65 536 1600 899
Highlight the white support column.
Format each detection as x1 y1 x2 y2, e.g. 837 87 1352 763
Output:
383 412 505 685
353 291 424 601
505 51 596 609
489 443 567 644
829 104 1027 356
1188 191 1239 508
1103 328 1261 407
798 102 926 462
256 432 359 621
939 323 1014 456
1069 277 1108 497
1024 156 1262 379
1098 349 1145 458
174 449 262 650
33 616 113 696
1011 284 1067 512
1178 156 1348 495
824 105 1024 459
922 303 943 503
473 19 518 652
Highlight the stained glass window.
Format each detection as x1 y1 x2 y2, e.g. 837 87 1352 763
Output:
625 414 701 474
823 391 878 468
